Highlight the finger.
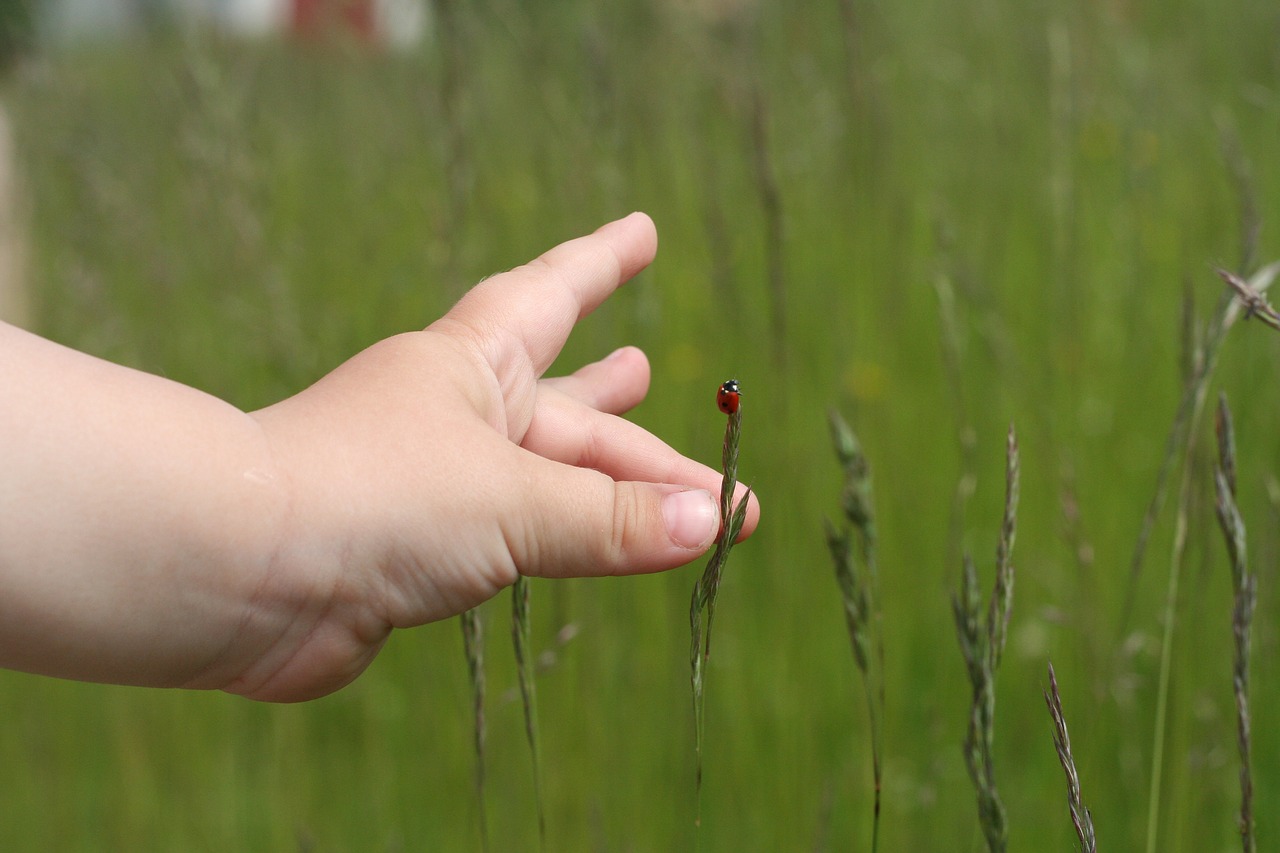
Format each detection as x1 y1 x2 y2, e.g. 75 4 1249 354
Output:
539 346 650 415
520 392 760 539
524 392 704 483
436 213 658 378
499 455 725 579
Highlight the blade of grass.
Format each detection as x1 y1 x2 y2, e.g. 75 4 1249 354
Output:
1143 395 1197 853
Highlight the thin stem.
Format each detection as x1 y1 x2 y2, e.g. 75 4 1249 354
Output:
1044 662 1097 853
459 608 488 853
1214 394 1256 853
953 425 1019 853
691 396 752 830
512 575 546 850
1143 441 1192 853
825 409 883 853
1140 262 1279 853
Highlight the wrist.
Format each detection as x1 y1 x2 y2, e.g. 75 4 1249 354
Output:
213 411 392 701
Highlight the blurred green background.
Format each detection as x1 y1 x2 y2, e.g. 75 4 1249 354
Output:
2 0 1279 849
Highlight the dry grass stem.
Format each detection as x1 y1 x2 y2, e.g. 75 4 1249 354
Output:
1138 261 1277 853
1213 393 1257 853
824 409 884 853
1123 261 1280 634
1044 662 1097 853
952 424 1019 853
1218 268 1280 333
459 608 489 852
690 393 752 827
511 575 546 849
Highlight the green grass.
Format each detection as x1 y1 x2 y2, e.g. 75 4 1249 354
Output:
3 0 1280 848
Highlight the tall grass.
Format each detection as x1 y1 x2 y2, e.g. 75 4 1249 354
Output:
823 409 883 852
1213 393 1257 853
689 386 752 828
1135 261 1279 853
952 425 1018 853
4 0 1280 848
1043 662 1097 853
458 608 488 852
510 575 545 850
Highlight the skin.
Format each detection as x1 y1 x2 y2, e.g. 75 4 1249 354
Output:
0 212 759 702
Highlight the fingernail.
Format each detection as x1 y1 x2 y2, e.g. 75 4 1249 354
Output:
604 346 629 362
662 489 717 550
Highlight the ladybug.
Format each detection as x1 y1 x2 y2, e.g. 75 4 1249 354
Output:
716 379 741 415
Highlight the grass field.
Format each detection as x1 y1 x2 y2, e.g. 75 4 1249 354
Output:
4 0 1280 849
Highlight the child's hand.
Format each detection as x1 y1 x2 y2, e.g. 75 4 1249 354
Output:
236 212 759 700
0 212 757 702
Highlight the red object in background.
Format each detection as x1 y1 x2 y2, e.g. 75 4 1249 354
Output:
291 0 376 43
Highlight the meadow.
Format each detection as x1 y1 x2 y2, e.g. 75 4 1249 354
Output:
3 0 1280 849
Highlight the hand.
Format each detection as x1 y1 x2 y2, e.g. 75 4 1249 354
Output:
236 212 760 700
0 212 757 702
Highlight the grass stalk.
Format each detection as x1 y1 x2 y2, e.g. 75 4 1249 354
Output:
690 388 753 828
1143 439 1193 853
1218 268 1280 333
823 409 883 853
747 81 787 364
719 12 787 365
952 424 1019 853
931 233 979 572
1216 115 1262 275
512 575 546 850
1044 662 1097 853
1213 393 1257 853
1138 261 1278 853
1123 261 1280 631
459 608 489 853
432 0 473 231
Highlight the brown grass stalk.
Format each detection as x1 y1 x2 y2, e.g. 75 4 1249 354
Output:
511 575 546 850
1136 261 1278 853
459 608 489 852
1044 662 1097 853
1122 262 1279 636
1213 393 1257 853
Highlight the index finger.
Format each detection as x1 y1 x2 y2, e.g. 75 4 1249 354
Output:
438 212 658 377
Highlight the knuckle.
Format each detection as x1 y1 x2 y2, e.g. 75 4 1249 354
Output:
605 482 646 575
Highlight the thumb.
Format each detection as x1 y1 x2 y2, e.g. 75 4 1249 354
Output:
503 459 722 578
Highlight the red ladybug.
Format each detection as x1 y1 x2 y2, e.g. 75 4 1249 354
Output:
716 379 741 415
